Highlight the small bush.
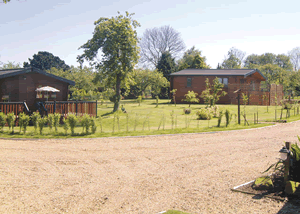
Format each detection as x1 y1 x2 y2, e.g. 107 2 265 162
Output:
0 112 7 132
225 109 232 127
19 112 30 134
48 114 54 131
53 113 61 132
184 108 191 114
31 112 41 133
6 112 16 133
62 117 69 135
90 117 97 134
217 110 223 127
196 108 213 120
67 114 78 135
79 114 90 134
37 117 48 135
210 105 220 118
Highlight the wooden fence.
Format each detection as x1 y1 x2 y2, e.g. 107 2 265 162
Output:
0 102 29 115
44 101 97 117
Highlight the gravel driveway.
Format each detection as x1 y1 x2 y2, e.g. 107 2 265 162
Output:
1 122 300 214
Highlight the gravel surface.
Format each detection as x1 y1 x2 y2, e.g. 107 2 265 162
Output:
1 122 300 214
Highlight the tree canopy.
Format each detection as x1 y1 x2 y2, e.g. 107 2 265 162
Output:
23 51 70 71
139 25 185 68
244 53 293 70
221 47 245 69
126 69 169 98
156 51 176 82
77 11 140 112
177 46 210 70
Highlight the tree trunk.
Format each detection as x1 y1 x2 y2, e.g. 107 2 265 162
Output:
113 75 121 112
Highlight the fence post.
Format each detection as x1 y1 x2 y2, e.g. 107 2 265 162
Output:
76 100 78 116
54 101 56 113
96 100 98 118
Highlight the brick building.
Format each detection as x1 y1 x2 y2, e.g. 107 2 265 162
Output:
0 67 75 110
170 69 283 105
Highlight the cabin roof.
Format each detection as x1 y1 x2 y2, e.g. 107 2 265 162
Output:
0 67 75 85
170 69 266 80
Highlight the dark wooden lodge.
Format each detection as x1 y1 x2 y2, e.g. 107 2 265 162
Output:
0 67 75 112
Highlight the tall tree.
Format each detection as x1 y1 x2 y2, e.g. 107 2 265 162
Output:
221 47 245 69
156 52 176 81
244 53 293 70
2 0 10 3
139 25 185 68
126 69 169 97
23 51 70 71
177 46 210 70
77 11 140 112
288 47 300 71
0 61 21 69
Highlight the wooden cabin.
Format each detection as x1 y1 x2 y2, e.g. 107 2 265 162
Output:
0 67 75 111
170 69 283 105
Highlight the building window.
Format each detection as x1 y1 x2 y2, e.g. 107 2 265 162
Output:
51 92 56 98
218 78 228 87
187 78 192 87
240 79 245 84
36 91 42 98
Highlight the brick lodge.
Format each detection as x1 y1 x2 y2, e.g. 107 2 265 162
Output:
170 69 283 105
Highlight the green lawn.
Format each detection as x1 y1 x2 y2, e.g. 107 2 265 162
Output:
0 99 299 139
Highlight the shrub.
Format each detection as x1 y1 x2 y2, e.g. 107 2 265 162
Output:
196 108 213 120
37 117 48 135
6 112 16 133
48 114 54 131
225 109 232 127
79 114 90 134
182 91 199 107
184 108 191 114
0 112 6 132
67 114 78 135
53 113 61 132
19 112 30 134
62 117 69 135
217 110 223 127
90 117 97 134
210 105 220 118
31 112 41 133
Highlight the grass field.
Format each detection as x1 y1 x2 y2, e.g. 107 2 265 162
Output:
0 99 299 139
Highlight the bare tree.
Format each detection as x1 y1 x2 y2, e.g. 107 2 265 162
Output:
288 47 300 71
139 25 185 68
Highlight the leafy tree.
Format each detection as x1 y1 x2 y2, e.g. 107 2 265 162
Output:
244 53 293 70
126 69 169 98
156 51 176 81
77 12 140 112
221 47 245 69
2 0 10 3
49 66 98 92
201 78 227 107
0 61 21 69
23 51 70 71
288 47 300 71
254 64 291 93
177 46 210 70
139 25 185 68
182 91 199 107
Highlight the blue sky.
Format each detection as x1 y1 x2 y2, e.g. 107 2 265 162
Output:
1 0 300 69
